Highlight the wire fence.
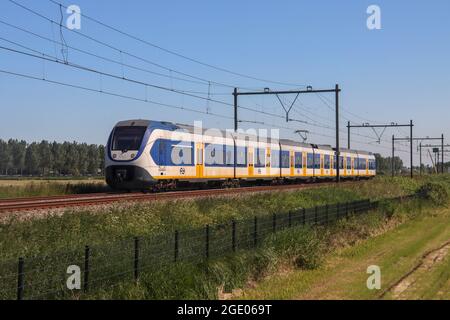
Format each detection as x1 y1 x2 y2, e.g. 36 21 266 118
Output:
0 195 414 300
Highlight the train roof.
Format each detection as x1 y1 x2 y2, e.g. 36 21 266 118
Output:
115 119 151 127
114 120 374 155
279 139 312 148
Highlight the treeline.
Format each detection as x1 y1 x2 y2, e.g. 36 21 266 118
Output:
0 139 104 176
374 153 450 174
374 153 403 174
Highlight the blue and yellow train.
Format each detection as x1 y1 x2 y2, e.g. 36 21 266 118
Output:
105 120 376 191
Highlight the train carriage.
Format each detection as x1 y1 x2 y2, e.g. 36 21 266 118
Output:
105 119 376 190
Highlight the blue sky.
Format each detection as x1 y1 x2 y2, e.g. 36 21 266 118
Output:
1 0 449 165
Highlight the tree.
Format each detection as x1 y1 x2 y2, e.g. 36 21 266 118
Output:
374 153 403 175
0 139 10 175
98 145 105 174
86 144 99 174
77 143 89 174
65 142 80 176
0 138 104 176
9 139 26 175
38 140 52 175
24 142 39 175
51 141 64 175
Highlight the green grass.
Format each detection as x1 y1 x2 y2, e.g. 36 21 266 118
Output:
0 180 109 198
70 196 448 300
240 204 450 300
0 175 433 260
412 253 450 299
0 175 449 299
0 176 104 181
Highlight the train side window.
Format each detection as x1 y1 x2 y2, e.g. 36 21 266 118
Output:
236 146 247 167
281 151 290 168
324 154 330 169
225 145 234 166
295 152 302 168
171 142 193 165
205 144 224 166
307 153 314 169
314 153 321 169
255 148 265 168
159 140 166 165
271 150 280 168
347 157 351 170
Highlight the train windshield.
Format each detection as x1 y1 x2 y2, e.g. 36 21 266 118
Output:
111 126 146 151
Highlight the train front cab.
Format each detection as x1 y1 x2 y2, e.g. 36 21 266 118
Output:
105 120 155 190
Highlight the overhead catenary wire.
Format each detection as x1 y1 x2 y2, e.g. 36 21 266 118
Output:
0 17 243 93
47 0 308 89
3 0 416 159
0 40 320 126
0 68 234 120
0 67 410 156
7 0 293 92
0 43 250 112
6 0 239 90
316 92 382 124
0 43 409 155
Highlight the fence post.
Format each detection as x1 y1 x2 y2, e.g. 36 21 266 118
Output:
205 225 210 259
134 237 139 282
272 213 276 232
302 208 306 225
232 220 236 252
288 211 292 228
174 230 179 262
84 246 90 293
253 216 258 247
17 257 24 300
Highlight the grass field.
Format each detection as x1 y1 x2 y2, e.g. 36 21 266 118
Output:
0 178 108 198
0 176 438 260
239 206 450 300
0 175 449 299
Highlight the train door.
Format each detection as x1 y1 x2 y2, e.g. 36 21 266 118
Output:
343 156 347 176
266 148 271 176
347 157 350 177
196 143 203 178
366 158 369 176
330 155 334 176
248 148 254 177
320 154 324 176
351 157 354 176
157 139 167 173
290 151 294 176
302 152 307 176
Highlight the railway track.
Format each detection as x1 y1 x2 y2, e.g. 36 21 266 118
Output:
0 181 351 213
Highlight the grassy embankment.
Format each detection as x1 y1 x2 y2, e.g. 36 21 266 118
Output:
0 175 449 299
0 178 108 198
240 205 450 299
